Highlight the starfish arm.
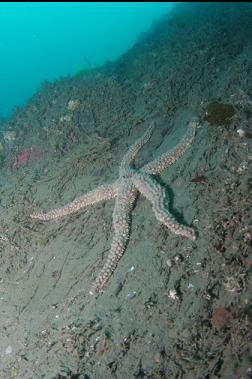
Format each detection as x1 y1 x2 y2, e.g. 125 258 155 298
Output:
30 181 119 221
119 121 155 175
89 180 138 295
132 171 196 240
142 120 199 175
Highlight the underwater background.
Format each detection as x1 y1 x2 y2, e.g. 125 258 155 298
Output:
0 2 252 379
0 2 174 119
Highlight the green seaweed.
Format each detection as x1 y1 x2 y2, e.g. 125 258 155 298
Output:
37 237 49 247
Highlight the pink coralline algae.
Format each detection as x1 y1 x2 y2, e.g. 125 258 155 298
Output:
15 148 32 169
14 147 44 169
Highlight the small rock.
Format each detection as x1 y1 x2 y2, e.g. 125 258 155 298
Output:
3 345 12 356
67 99 81 112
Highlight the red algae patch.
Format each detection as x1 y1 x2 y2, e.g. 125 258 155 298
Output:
211 307 233 330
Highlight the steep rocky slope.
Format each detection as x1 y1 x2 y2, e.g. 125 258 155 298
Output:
0 3 252 378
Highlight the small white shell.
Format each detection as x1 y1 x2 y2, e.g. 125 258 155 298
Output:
237 128 245 137
168 289 178 300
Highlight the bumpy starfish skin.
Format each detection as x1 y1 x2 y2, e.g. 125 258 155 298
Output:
89 178 138 295
143 121 197 175
31 181 119 220
132 171 196 240
31 120 199 294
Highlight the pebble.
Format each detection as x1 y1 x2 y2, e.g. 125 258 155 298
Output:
3 345 12 356
126 291 137 299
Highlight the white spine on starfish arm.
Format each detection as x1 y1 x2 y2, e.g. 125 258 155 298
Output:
119 121 155 175
143 120 199 175
132 171 196 241
30 181 119 220
89 180 138 295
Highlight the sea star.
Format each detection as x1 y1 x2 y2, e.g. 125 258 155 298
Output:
31 119 199 295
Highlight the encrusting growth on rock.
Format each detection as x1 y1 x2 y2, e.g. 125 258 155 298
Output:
31 119 199 295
